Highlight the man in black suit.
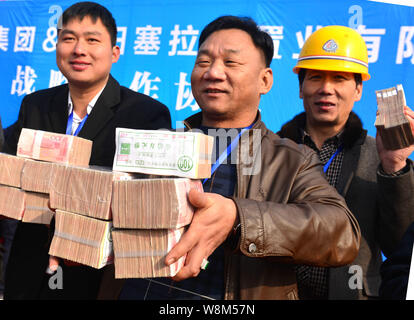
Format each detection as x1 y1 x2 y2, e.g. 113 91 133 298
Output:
2 1 171 299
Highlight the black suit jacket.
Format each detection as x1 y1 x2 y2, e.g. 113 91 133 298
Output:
4 75 171 300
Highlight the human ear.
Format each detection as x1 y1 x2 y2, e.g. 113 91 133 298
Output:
354 83 363 102
112 45 121 63
259 68 273 95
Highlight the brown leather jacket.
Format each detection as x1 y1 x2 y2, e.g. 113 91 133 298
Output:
184 112 361 300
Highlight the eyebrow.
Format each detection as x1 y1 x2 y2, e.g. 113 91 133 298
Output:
59 29 103 37
197 48 240 56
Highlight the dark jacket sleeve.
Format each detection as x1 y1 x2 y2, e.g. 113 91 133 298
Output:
235 145 360 267
377 160 414 256
380 222 414 300
2 97 27 155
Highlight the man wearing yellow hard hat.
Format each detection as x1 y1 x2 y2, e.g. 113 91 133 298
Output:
278 25 414 300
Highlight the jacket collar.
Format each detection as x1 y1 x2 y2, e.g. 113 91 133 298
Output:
278 111 367 148
182 112 203 130
48 85 70 134
48 74 120 140
79 74 119 140
183 111 264 131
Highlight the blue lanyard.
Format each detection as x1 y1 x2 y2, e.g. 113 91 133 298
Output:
66 111 88 136
323 144 343 173
202 124 253 185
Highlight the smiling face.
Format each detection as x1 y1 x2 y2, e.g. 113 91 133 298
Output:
300 69 363 132
56 16 120 92
191 28 273 128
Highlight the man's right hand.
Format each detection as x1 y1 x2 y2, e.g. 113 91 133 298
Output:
165 189 238 281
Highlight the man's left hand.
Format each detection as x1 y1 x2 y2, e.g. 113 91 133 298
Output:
377 105 414 174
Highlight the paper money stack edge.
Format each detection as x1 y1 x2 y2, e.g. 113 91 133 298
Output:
375 84 414 150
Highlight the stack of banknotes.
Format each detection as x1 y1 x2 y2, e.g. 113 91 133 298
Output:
0 127 210 277
0 153 27 220
112 128 213 179
375 84 414 150
112 178 202 229
49 165 133 221
20 159 61 224
17 128 92 166
109 128 212 278
49 209 113 269
112 227 186 278
111 178 203 278
0 128 92 222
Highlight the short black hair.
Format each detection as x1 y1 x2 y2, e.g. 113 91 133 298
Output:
198 15 274 68
298 68 363 87
58 1 117 47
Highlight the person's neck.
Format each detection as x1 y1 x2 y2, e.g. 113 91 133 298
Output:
201 111 256 129
68 80 107 118
305 122 344 150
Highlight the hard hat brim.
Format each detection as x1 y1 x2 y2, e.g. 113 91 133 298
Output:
293 58 370 81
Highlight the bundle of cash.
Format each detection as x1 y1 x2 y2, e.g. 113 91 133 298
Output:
112 228 186 278
49 165 133 220
110 177 203 278
112 128 214 179
112 178 202 229
17 128 93 166
375 84 414 150
0 185 25 220
22 191 54 225
21 159 61 194
49 210 113 269
0 153 26 187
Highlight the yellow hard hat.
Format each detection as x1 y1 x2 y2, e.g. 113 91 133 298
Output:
293 25 370 80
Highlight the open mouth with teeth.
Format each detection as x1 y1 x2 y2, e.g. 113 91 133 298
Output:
315 101 336 107
205 89 226 93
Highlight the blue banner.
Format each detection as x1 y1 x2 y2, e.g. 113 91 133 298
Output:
0 0 413 150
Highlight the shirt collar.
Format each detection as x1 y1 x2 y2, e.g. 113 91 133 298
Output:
301 127 344 151
67 85 106 118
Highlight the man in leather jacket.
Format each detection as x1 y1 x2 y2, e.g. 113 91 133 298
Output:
119 16 361 301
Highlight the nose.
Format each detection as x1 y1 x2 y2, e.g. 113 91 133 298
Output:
73 39 86 55
318 78 335 95
203 61 226 81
